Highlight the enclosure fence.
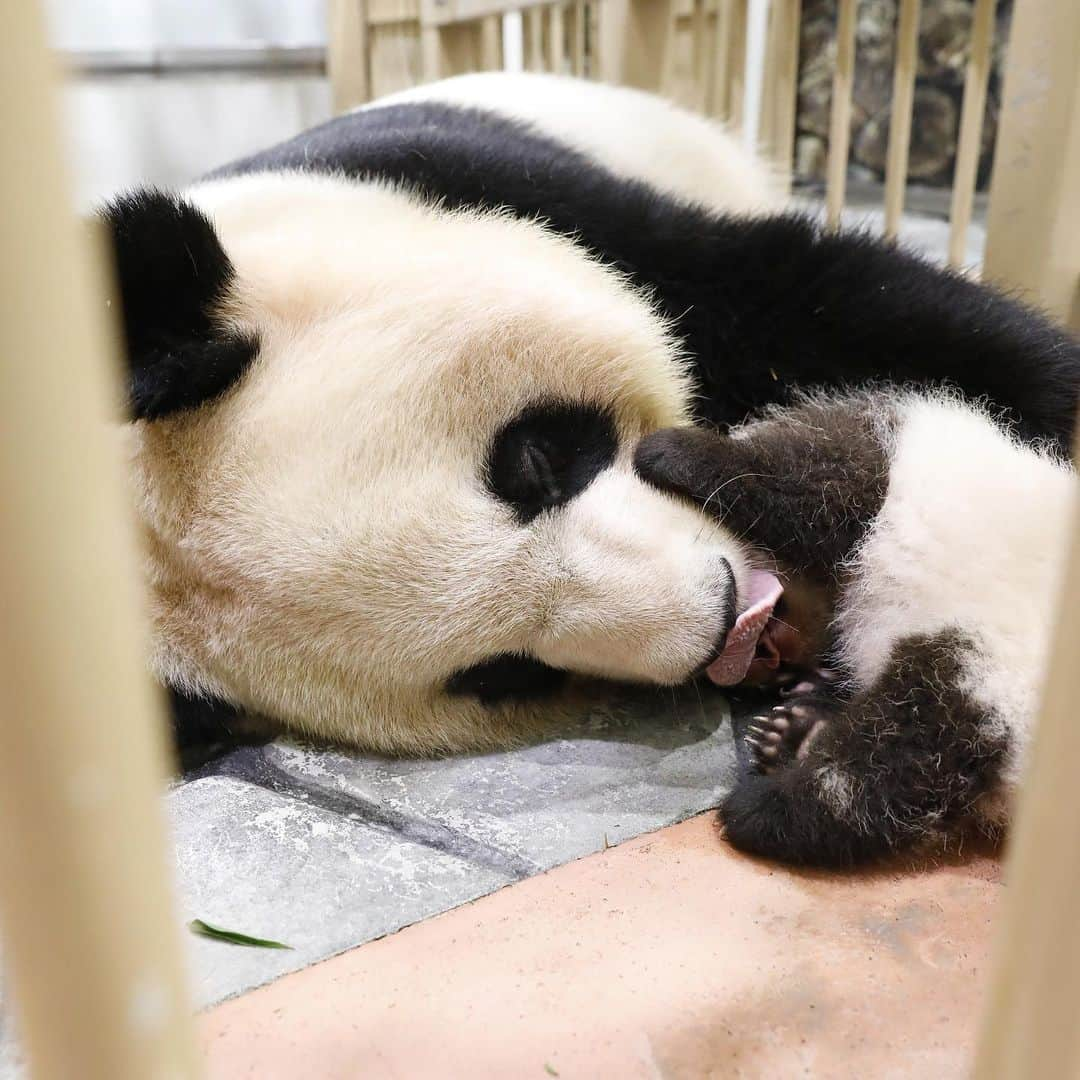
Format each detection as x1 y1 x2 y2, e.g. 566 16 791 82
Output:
0 0 1078 1077
331 0 1079 329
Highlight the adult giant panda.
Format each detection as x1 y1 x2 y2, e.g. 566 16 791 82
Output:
102 73 1080 756
636 389 1077 865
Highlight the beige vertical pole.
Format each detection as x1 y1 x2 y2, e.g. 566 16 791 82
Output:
595 0 675 91
525 5 545 71
689 0 709 113
658 1 684 102
726 0 749 134
420 22 442 81
761 0 801 187
547 3 567 74
973 466 1080 1078
946 0 994 268
882 0 920 242
328 0 370 111
480 13 503 70
572 0 587 76
709 0 733 119
824 0 857 228
0 4 198 1080
983 0 1080 330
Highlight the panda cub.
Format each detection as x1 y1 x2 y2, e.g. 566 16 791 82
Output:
635 389 1077 866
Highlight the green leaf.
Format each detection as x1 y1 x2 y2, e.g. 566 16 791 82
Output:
188 918 293 950
544 1065 559 1077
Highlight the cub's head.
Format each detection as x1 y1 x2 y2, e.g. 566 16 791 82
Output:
105 174 751 753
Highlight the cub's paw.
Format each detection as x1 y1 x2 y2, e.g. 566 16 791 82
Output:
744 688 839 774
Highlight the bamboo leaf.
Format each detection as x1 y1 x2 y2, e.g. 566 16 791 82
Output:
188 918 292 950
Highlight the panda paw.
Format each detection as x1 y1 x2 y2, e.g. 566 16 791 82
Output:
744 684 839 774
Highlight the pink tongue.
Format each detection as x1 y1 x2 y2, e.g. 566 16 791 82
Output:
705 570 784 687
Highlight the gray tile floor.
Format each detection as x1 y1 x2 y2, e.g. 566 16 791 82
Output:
1 685 745 1078
173 684 741 1009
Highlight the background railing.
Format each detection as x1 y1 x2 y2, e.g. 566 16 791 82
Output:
330 0 1079 328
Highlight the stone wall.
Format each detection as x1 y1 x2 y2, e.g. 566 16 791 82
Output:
795 0 1011 188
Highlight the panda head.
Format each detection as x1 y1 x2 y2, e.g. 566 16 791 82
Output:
105 172 751 753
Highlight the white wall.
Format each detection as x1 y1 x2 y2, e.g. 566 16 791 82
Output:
44 1 335 207
44 0 328 50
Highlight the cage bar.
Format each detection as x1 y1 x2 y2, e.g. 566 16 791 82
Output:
882 0 921 241
947 0 995 267
0 4 198 1079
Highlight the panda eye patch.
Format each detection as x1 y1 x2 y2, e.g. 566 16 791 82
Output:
521 441 562 501
487 402 618 523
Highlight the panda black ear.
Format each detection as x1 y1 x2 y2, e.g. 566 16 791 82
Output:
99 188 258 421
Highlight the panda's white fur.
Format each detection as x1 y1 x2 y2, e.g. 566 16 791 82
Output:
371 73 784 215
835 394 1076 814
635 390 1078 864
133 172 750 753
102 71 1080 762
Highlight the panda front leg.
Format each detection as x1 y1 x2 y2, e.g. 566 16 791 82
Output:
720 629 1008 866
633 395 893 580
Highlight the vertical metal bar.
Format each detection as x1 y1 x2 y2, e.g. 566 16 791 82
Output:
882 0 921 241
824 0 857 229
0 4 198 1079
947 0 995 267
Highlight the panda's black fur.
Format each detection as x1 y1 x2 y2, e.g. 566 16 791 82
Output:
109 101 1080 450
97 77 1080 762
104 190 259 420
636 390 1076 866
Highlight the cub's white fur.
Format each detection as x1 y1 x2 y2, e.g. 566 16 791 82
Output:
836 393 1077 811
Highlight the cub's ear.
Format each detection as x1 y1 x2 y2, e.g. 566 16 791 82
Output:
634 426 738 510
99 188 258 421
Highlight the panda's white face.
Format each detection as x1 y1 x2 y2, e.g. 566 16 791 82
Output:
129 174 748 753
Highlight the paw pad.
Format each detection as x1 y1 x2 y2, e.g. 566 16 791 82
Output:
744 698 834 773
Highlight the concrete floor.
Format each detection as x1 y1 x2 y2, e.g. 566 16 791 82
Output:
170 684 740 1009
201 814 1002 1078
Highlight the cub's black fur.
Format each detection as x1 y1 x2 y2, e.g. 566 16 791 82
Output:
719 630 1006 867
635 398 892 578
636 392 1060 867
